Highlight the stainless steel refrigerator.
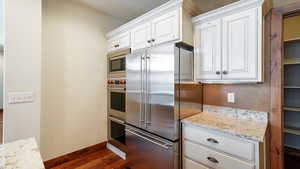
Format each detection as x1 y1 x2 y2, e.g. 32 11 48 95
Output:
125 42 202 169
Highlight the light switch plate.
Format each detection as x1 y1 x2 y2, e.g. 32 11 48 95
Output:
227 93 235 103
8 92 34 104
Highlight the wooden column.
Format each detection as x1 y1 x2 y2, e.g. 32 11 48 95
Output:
269 9 284 169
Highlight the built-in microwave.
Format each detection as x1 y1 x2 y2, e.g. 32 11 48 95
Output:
108 49 130 79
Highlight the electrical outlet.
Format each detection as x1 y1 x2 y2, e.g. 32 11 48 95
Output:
227 93 235 103
8 92 34 104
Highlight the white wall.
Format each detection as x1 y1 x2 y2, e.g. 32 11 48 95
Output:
42 0 122 160
0 0 4 46
3 0 42 144
0 0 3 109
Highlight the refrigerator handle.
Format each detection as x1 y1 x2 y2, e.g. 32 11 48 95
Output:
125 128 172 150
145 53 151 127
140 56 145 124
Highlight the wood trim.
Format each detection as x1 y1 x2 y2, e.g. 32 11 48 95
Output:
275 1 300 17
43 141 107 169
269 2 300 169
269 9 284 169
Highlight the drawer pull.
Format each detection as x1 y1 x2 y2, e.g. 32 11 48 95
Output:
207 157 219 164
207 138 219 144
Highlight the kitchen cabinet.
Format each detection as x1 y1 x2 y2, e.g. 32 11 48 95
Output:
151 9 180 46
222 8 258 80
106 0 200 52
193 0 264 83
194 20 221 80
182 124 267 169
108 31 130 53
131 23 151 50
131 9 180 51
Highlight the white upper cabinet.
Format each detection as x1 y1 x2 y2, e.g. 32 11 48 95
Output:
193 0 264 83
151 9 180 46
106 0 200 52
222 8 258 80
131 23 151 50
194 20 222 81
108 31 130 52
131 9 180 50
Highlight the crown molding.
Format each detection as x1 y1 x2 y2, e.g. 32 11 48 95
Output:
192 0 265 23
106 0 183 39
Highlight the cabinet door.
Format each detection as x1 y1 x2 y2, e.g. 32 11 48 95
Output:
108 37 117 52
194 20 222 81
151 9 180 45
131 22 151 50
184 158 210 169
222 8 258 80
118 31 130 49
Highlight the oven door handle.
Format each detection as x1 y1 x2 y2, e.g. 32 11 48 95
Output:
109 116 125 124
125 128 172 150
108 88 126 91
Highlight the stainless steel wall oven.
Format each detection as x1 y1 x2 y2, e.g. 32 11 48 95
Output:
108 80 126 119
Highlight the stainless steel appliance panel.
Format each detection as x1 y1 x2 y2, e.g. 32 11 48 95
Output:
145 43 177 141
125 125 178 169
126 50 146 129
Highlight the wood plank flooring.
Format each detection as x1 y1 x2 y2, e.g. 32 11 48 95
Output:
0 109 3 144
46 148 129 169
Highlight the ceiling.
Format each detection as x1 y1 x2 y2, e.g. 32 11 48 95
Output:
78 0 238 23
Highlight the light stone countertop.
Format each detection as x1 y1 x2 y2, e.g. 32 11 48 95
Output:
182 111 268 142
0 138 45 169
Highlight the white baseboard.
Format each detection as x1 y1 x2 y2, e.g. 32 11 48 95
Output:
106 143 126 160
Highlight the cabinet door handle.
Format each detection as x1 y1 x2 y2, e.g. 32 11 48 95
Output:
147 40 151 43
151 39 155 42
216 71 220 75
222 71 228 75
207 138 219 144
207 157 219 163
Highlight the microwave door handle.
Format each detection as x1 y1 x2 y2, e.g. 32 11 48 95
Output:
125 129 172 150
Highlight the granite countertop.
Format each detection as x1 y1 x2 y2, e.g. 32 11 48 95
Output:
182 111 268 142
0 138 45 169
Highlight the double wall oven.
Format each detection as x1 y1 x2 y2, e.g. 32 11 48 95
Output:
107 49 130 150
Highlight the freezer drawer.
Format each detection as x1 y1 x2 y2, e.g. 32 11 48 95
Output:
125 125 179 169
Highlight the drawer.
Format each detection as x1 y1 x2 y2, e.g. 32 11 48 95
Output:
183 140 254 169
183 125 254 161
184 157 210 169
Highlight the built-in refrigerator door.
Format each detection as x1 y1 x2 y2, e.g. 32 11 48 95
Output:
125 125 179 169
145 42 177 141
126 50 146 129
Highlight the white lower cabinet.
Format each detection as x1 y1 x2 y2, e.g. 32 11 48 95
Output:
184 141 254 169
184 158 210 169
182 124 267 169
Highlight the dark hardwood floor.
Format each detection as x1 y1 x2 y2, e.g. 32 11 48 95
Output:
46 148 129 169
0 109 3 144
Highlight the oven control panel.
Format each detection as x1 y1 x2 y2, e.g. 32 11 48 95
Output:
107 79 126 89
